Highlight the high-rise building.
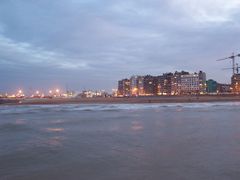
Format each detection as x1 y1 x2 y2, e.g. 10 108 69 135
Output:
158 73 173 95
129 75 146 96
180 71 206 94
172 71 189 95
118 79 130 96
118 80 124 96
198 71 207 93
130 75 139 96
164 73 174 95
180 73 199 94
137 76 144 96
143 75 158 95
157 75 164 95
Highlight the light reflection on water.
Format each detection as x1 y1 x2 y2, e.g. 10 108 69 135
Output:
45 128 65 133
15 119 26 125
0 102 240 180
131 121 144 131
45 136 64 147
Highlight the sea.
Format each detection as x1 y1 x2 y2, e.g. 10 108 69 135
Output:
0 102 240 180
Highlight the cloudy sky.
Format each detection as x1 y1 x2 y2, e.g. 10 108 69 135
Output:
1 0 240 93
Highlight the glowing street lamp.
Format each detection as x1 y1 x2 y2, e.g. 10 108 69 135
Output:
16 89 24 98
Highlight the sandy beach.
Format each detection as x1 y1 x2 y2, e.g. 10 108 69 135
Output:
2 95 240 105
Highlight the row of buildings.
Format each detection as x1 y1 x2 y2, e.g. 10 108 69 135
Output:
206 74 240 94
117 71 240 96
118 71 207 96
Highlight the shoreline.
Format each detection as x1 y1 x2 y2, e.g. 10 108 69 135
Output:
1 95 240 105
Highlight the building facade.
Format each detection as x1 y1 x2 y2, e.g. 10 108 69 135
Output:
143 75 158 95
198 71 207 93
206 79 217 93
117 70 207 96
217 83 231 94
180 71 206 94
158 73 173 95
137 76 145 96
118 79 130 96
130 75 140 96
231 74 240 93
172 71 189 95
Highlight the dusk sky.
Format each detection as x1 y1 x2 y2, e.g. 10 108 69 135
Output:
1 0 240 93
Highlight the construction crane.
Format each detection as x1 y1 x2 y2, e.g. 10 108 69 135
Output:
222 63 240 74
217 53 240 75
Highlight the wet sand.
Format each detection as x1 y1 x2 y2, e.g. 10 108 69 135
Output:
2 95 240 105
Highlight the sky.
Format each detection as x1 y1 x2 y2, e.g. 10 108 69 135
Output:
1 0 240 93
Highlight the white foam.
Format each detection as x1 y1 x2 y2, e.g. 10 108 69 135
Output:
1 102 240 114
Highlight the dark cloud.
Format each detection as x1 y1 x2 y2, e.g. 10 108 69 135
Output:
0 0 240 92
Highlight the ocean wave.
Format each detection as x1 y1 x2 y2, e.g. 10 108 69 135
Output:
0 102 240 114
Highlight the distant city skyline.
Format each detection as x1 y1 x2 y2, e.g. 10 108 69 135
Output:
1 0 240 92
